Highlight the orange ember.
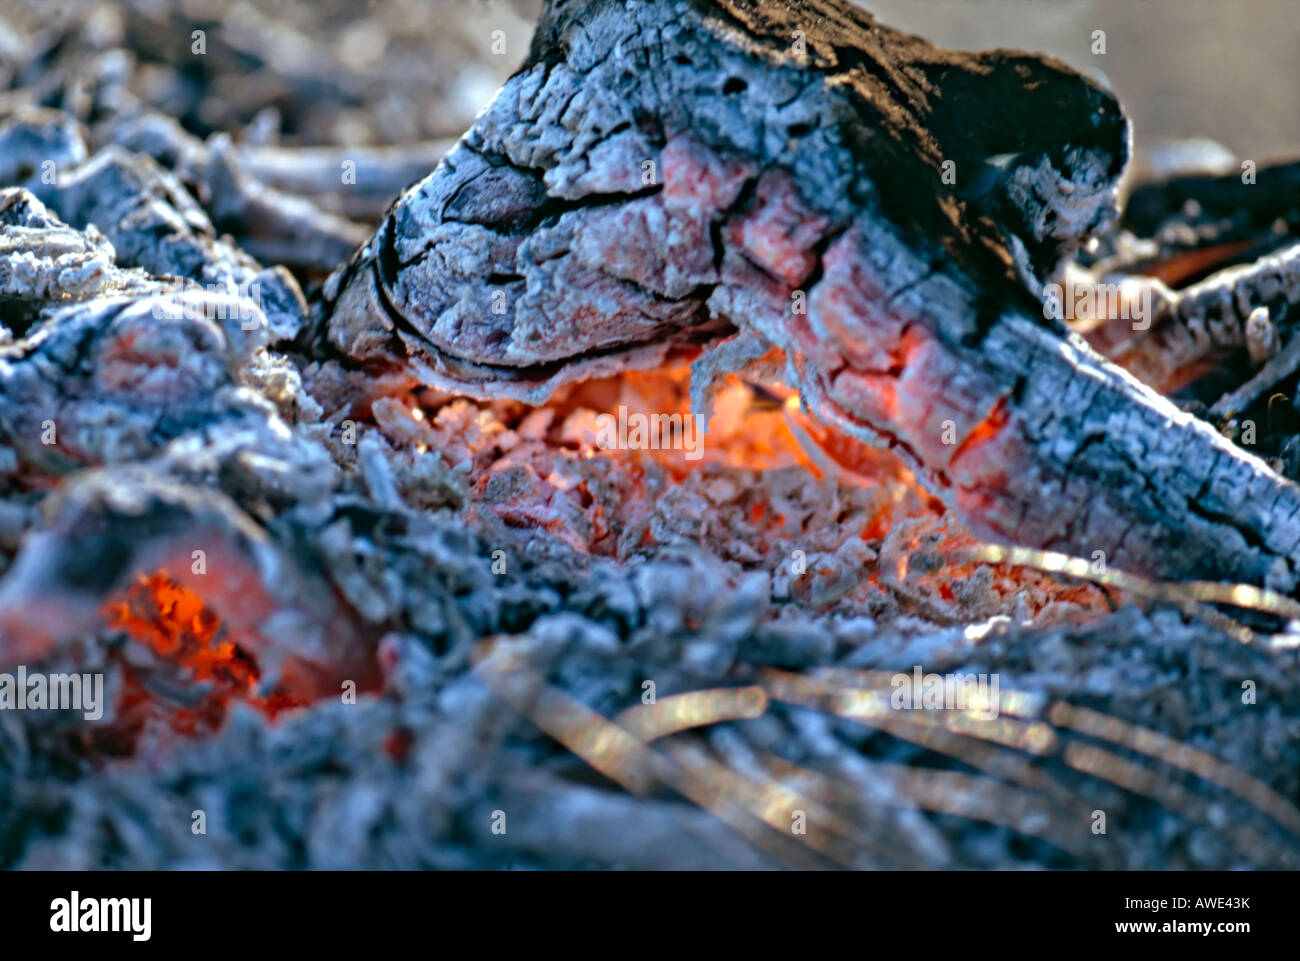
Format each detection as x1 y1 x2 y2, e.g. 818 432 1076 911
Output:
104 571 305 733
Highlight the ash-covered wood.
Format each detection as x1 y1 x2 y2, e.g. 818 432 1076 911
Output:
326 0 1127 390
323 0 1300 595
4 0 1300 872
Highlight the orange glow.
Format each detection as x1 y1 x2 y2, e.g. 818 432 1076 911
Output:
1147 239 1258 287
104 571 305 733
949 397 1010 467
367 366 1109 629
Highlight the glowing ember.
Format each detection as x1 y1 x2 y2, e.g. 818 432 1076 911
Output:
104 571 306 733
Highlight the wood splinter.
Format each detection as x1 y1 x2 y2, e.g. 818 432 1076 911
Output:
322 0 1300 596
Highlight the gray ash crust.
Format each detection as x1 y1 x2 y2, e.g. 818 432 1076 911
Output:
327 0 1127 391
1 178 1296 865
7 596 1300 869
323 0 1300 597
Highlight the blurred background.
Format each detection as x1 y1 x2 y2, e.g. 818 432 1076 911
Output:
1 0 1295 161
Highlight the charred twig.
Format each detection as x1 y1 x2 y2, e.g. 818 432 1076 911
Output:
1209 330 1300 420
1136 242 1300 358
1098 241 1300 395
100 111 395 270
236 140 456 222
203 135 373 271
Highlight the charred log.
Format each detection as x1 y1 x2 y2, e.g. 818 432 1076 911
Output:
324 0 1300 594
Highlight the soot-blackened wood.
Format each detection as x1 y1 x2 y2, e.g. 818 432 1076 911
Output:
1123 158 1300 254
323 0 1300 595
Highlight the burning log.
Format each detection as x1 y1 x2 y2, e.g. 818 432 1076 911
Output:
322 0 1300 596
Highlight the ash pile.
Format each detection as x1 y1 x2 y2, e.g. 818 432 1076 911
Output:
1 0 1299 870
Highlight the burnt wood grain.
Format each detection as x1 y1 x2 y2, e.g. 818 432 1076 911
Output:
324 0 1300 594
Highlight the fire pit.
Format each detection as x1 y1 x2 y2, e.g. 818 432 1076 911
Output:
2 0 1300 871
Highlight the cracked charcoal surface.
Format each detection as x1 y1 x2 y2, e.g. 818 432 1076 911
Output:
1 0 1300 870
327 0 1300 597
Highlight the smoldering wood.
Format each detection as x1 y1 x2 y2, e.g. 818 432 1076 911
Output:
1095 241 1300 408
4 0 1300 871
1152 241 1300 357
323 0 1300 595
